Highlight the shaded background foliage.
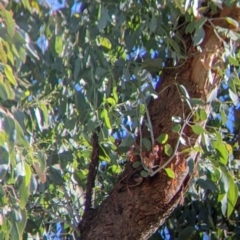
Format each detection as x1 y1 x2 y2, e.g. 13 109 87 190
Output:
0 0 239 239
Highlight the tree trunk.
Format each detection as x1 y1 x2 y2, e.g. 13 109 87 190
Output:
79 5 240 240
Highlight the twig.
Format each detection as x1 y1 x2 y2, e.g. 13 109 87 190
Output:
145 102 155 151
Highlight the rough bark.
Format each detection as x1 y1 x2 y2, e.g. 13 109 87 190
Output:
79 5 240 240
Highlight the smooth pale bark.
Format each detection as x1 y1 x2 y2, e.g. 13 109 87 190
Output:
79 5 240 240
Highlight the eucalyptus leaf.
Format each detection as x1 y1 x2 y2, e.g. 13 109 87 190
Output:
4 65 17 86
227 173 238 218
55 36 63 55
164 168 175 178
191 125 205 135
132 161 141 168
19 178 29 209
226 17 239 29
164 144 173 157
229 89 239 106
196 179 218 191
142 138 151 151
157 133 168 144
193 27 205 46
48 165 64 186
0 146 9 180
101 108 112 129
140 170 149 178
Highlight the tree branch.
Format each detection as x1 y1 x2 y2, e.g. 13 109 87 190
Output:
84 131 99 212
79 131 100 234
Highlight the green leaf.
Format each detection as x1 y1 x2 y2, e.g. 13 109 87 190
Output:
3 9 15 38
10 214 20 240
193 27 205 46
4 65 17 86
198 108 208 121
0 145 10 180
226 17 239 29
4 42 14 65
228 56 239 66
29 175 37 194
19 178 29 209
189 98 205 106
227 174 238 218
164 144 173 156
17 209 27 236
132 161 141 168
15 154 25 177
138 103 146 115
99 144 110 162
109 164 122 174
195 17 207 29
3 115 16 143
221 193 228 216
55 36 63 55
196 179 218 191
15 120 28 148
142 138 151 151
74 58 81 80
123 68 131 81
97 37 112 49
140 170 149 178
229 89 239 106
207 86 218 102
106 97 116 106
213 142 228 165
74 169 88 184
185 21 196 34
164 168 175 178
224 0 235 7
21 0 31 11
101 108 112 129
157 133 168 144
0 79 10 100
95 67 107 79
112 86 118 103
150 15 157 32
33 152 46 183
39 103 49 125
219 170 229 194
172 124 181 133
97 7 110 31
0 185 5 196
11 43 20 58
119 136 134 147
0 74 14 101
220 110 227 125
24 163 31 187
191 125 205 135
48 165 64 186
75 91 88 117
36 151 46 174
87 119 100 132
